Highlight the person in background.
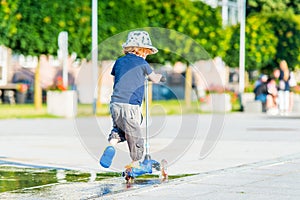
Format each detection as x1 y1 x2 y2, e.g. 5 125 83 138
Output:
273 68 280 80
254 74 268 88
254 77 278 113
288 70 297 112
254 75 268 112
278 60 290 115
265 77 279 115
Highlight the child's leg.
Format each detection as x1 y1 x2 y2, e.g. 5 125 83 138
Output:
120 105 153 178
99 130 120 168
108 127 126 145
109 103 126 144
100 128 126 168
126 135 144 163
124 106 151 170
123 105 144 162
100 103 126 168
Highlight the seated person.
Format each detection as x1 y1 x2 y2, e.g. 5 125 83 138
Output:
254 74 268 88
266 78 279 114
254 77 278 112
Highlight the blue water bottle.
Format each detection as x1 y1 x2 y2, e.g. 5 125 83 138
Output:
100 146 116 168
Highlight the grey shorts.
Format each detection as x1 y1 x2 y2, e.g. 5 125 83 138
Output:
108 102 144 161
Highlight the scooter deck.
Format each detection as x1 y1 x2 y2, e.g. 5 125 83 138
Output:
123 159 168 183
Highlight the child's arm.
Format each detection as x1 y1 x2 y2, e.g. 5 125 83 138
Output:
148 72 165 83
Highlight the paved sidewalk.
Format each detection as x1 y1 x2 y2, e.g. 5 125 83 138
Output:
0 113 300 199
1 113 300 175
103 153 300 200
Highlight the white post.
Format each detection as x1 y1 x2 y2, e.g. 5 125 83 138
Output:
239 0 246 94
58 31 68 89
0 46 8 85
92 0 98 114
222 0 229 27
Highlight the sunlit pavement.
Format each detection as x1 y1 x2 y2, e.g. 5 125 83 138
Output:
0 113 300 199
103 153 300 200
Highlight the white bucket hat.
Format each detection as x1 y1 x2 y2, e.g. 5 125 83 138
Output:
122 31 158 54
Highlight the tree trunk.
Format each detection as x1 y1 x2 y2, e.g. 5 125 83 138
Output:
34 57 42 110
185 66 192 107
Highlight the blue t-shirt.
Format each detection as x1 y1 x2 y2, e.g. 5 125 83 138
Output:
110 53 153 105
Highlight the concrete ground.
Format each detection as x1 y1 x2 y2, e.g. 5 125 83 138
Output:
0 113 300 199
103 153 300 200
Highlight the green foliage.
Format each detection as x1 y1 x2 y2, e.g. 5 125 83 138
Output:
241 1 300 71
2 0 300 73
144 0 224 63
145 27 211 64
247 0 295 16
97 0 223 64
98 0 148 42
0 0 223 63
223 14 278 70
0 0 20 44
97 0 148 60
224 10 300 71
0 0 91 57
267 12 300 69
288 0 300 14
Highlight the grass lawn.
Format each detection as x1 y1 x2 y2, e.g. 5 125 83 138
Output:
0 99 241 119
0 104 54 119
0 100 204 119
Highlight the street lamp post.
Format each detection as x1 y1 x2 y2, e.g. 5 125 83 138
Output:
92 0 98 114
58 31 68 89
239 0 246 94
222 0 229 27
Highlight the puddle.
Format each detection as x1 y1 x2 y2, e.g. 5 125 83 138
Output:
0 165 120 192
0 164 193 199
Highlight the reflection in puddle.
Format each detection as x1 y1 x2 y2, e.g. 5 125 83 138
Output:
0 166 58 192
0 165 192 199
0 166 121 193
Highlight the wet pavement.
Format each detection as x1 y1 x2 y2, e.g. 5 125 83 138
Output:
103 153 300 200
0 164 173 199
0 160 182 199
0 113 300 199
1 153 300 200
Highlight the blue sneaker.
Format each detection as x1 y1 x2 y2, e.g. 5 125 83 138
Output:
100 146 115 168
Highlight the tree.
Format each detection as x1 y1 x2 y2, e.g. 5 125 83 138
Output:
97 0 223 64
247 0 300 15
223 14 278 71
98 0 148 42
1 0 224 63
97 0 148 60
0 0 91 109
144 0 224 64
0 0 91 57
0 0 21 45
267 12 300 69
287 0 300 14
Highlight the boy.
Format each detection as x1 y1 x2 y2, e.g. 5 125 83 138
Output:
100 31 165 172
